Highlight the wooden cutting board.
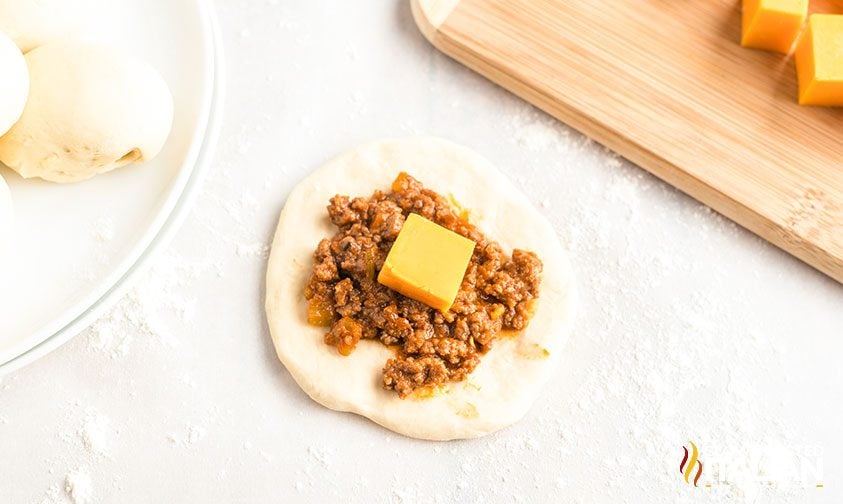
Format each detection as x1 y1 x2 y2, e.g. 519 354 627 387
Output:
412 0 843 283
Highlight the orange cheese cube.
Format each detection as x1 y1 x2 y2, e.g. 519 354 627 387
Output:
377 213 475 312
795 14 843 106
742 0 808 54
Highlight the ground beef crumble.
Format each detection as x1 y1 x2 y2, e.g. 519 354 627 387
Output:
304 172 543 398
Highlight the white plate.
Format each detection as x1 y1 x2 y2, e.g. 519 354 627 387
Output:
0 0 224 373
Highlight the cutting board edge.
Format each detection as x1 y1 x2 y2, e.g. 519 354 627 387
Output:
412 0 459 40
411 0 843 284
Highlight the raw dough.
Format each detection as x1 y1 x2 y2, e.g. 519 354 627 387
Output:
0 0 82 53
265 138 576 440
0 41 174 183
0 172 13 256
0 29 28 137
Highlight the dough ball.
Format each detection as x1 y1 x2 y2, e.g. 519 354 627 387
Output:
0 172 13 256
0 29 28 137
0 41 174 183
0 0 82 53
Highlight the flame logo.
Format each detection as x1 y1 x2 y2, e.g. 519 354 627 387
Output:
679 441 703 487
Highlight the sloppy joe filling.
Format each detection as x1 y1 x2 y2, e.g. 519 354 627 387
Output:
304 173 542 397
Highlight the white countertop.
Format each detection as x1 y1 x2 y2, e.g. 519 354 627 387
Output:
2 1 841 503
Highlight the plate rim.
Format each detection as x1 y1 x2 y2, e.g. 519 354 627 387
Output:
0 0 226 375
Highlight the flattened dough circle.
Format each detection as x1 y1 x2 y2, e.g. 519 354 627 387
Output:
265 138 576 440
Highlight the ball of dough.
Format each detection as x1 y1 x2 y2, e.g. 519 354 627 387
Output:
0 29 28 137
0 41 174 183
0 0 82 53
0 172 13 256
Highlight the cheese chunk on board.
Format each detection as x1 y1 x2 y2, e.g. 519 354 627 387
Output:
742 0 808 54
796 14 843 106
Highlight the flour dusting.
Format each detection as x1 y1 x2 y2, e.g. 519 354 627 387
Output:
64 468 93 504
79 412 111 456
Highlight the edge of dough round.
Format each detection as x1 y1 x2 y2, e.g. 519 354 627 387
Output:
266 137 576 441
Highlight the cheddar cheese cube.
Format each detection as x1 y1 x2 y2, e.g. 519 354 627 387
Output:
742 0 808 54
378 213 476 312
795 14 843 106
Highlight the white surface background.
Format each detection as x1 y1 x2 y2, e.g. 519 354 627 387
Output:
2 1 842 503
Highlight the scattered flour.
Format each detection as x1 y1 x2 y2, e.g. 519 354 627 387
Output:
91 217 115 243
85 251 207 357
64 468 93 504
167 424 209 447
307 445 335 467
489 101 814 502
187 425 208 445
510 106 571 151
79 412 111 456
235 242 269 258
